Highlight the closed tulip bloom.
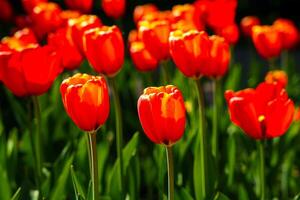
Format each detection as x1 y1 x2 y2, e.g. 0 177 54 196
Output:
251 25 282 59
68 15 102 54
215 23 239 45
169 29 210 78
265 70 287 88
102 0 125 19
133 4 158 24
60 73 110 131
273 18 299 49
130 41 158 72
225 82 294 139
137 85 186 146
22 0 47 13
240 16 260 37
84 25 124 76
48 28 83 70
139 20 171 61
64 0 93 13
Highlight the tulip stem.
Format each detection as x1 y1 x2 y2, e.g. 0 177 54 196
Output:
195 79 207 199
161 60 170 84
32 96 42 194
281 50 288 72
109 78 124 198
258 140 266 200
268 58 276 70
87 131 99 200
166 146 174 200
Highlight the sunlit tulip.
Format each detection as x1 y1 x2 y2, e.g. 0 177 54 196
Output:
48 28 83 70
68 15 102 53
139 20 171 61
137 85 186 145
240 16 260 37
1 28 38 48
60 73 110 131
133 4 158 24
141 10 174 23
64 0 93 13
265 70 287 88
102 0 125 19
59 10 81 26
22 0 47 13
251 25 282 59
84 25 124 76
215 23 239 45
273 18 299 49
225 82 294 139
0 0 13 22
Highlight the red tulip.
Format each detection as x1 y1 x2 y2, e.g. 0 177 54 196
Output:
225 82 294 139
137 85 186 145
273 18 299 50
0 0 13 22
22 0 47 13
139 20 171 61
2 28 38 48
169 29 210 78
64 0 93 13
60 73 110 131
48 27 83 70
240 16 260 37
59 10 81 26
251 25 282 59
68 15 102 54
84 25 124 76
141 11 174 24
133 4 158 24
102 0 125 19
215 23 239 45
265 70 287 88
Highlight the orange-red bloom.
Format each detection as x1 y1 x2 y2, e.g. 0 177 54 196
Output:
68 15 102 54
225 82 294 139
251 25 282 59
102 0 125 19
64 0 93 13
48 27 83 70
22 0 47 13
139 20 171 61
265 70 288 88
240 16 260 37
215 23 239 45
59 10 81 26
130 41 158 72
60 73 110 131
133 4 158 24
84 25 124 76
273 18 299 50
137 85 186 146
0 0 13 22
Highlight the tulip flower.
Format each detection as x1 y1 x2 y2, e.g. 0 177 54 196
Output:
139 20 171 61
138 85 186 200
215 23 239 45
240 16 261 37
84 25 124 76
48 27 83 70
59 10 81 26
1 28 38 48
251 25 282 59
0 0 13 22
68 15 102 54
133 4 158 24
22 0 47 13
128 30 140 44
265 70 287 88
61 73 110 200
273 18 298 50
64 0 93 13
102 0 125 19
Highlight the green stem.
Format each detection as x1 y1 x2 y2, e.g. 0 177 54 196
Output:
161 60 170 84
195 79 207 199
32 96 42 193
87 131 99 200
281 50 288 72
109 78 124 198
166 146 174 200
268 58 276 70
258 140 266 200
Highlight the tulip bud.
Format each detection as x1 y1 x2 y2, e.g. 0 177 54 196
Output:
102 0 125 19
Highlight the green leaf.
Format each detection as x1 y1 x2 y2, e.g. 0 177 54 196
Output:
10 187 21 200
176 188 194 200
107 132 139 199
193 139 202 200
0 165 11 200
227 132 236 186
213 192 231 200
70 165 86 200
294 193 300 200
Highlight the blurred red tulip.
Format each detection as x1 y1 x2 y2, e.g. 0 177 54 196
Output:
60 10 81 26
141 10 174 23
171 20 198 32
128 30 140 44
102 0 125 19
273 18 299 49
133 4 158 24
68 15 102 54
64 0 93 13
22 0 47 13
137 85 186 146
139 20 171 61
60 73 110 131
215 23 239 45
84 25 124 76
0 0 13 22
251 25 282 59
240 16 260 37
225 82 294 139
48 28 83 70
265 70 288 88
